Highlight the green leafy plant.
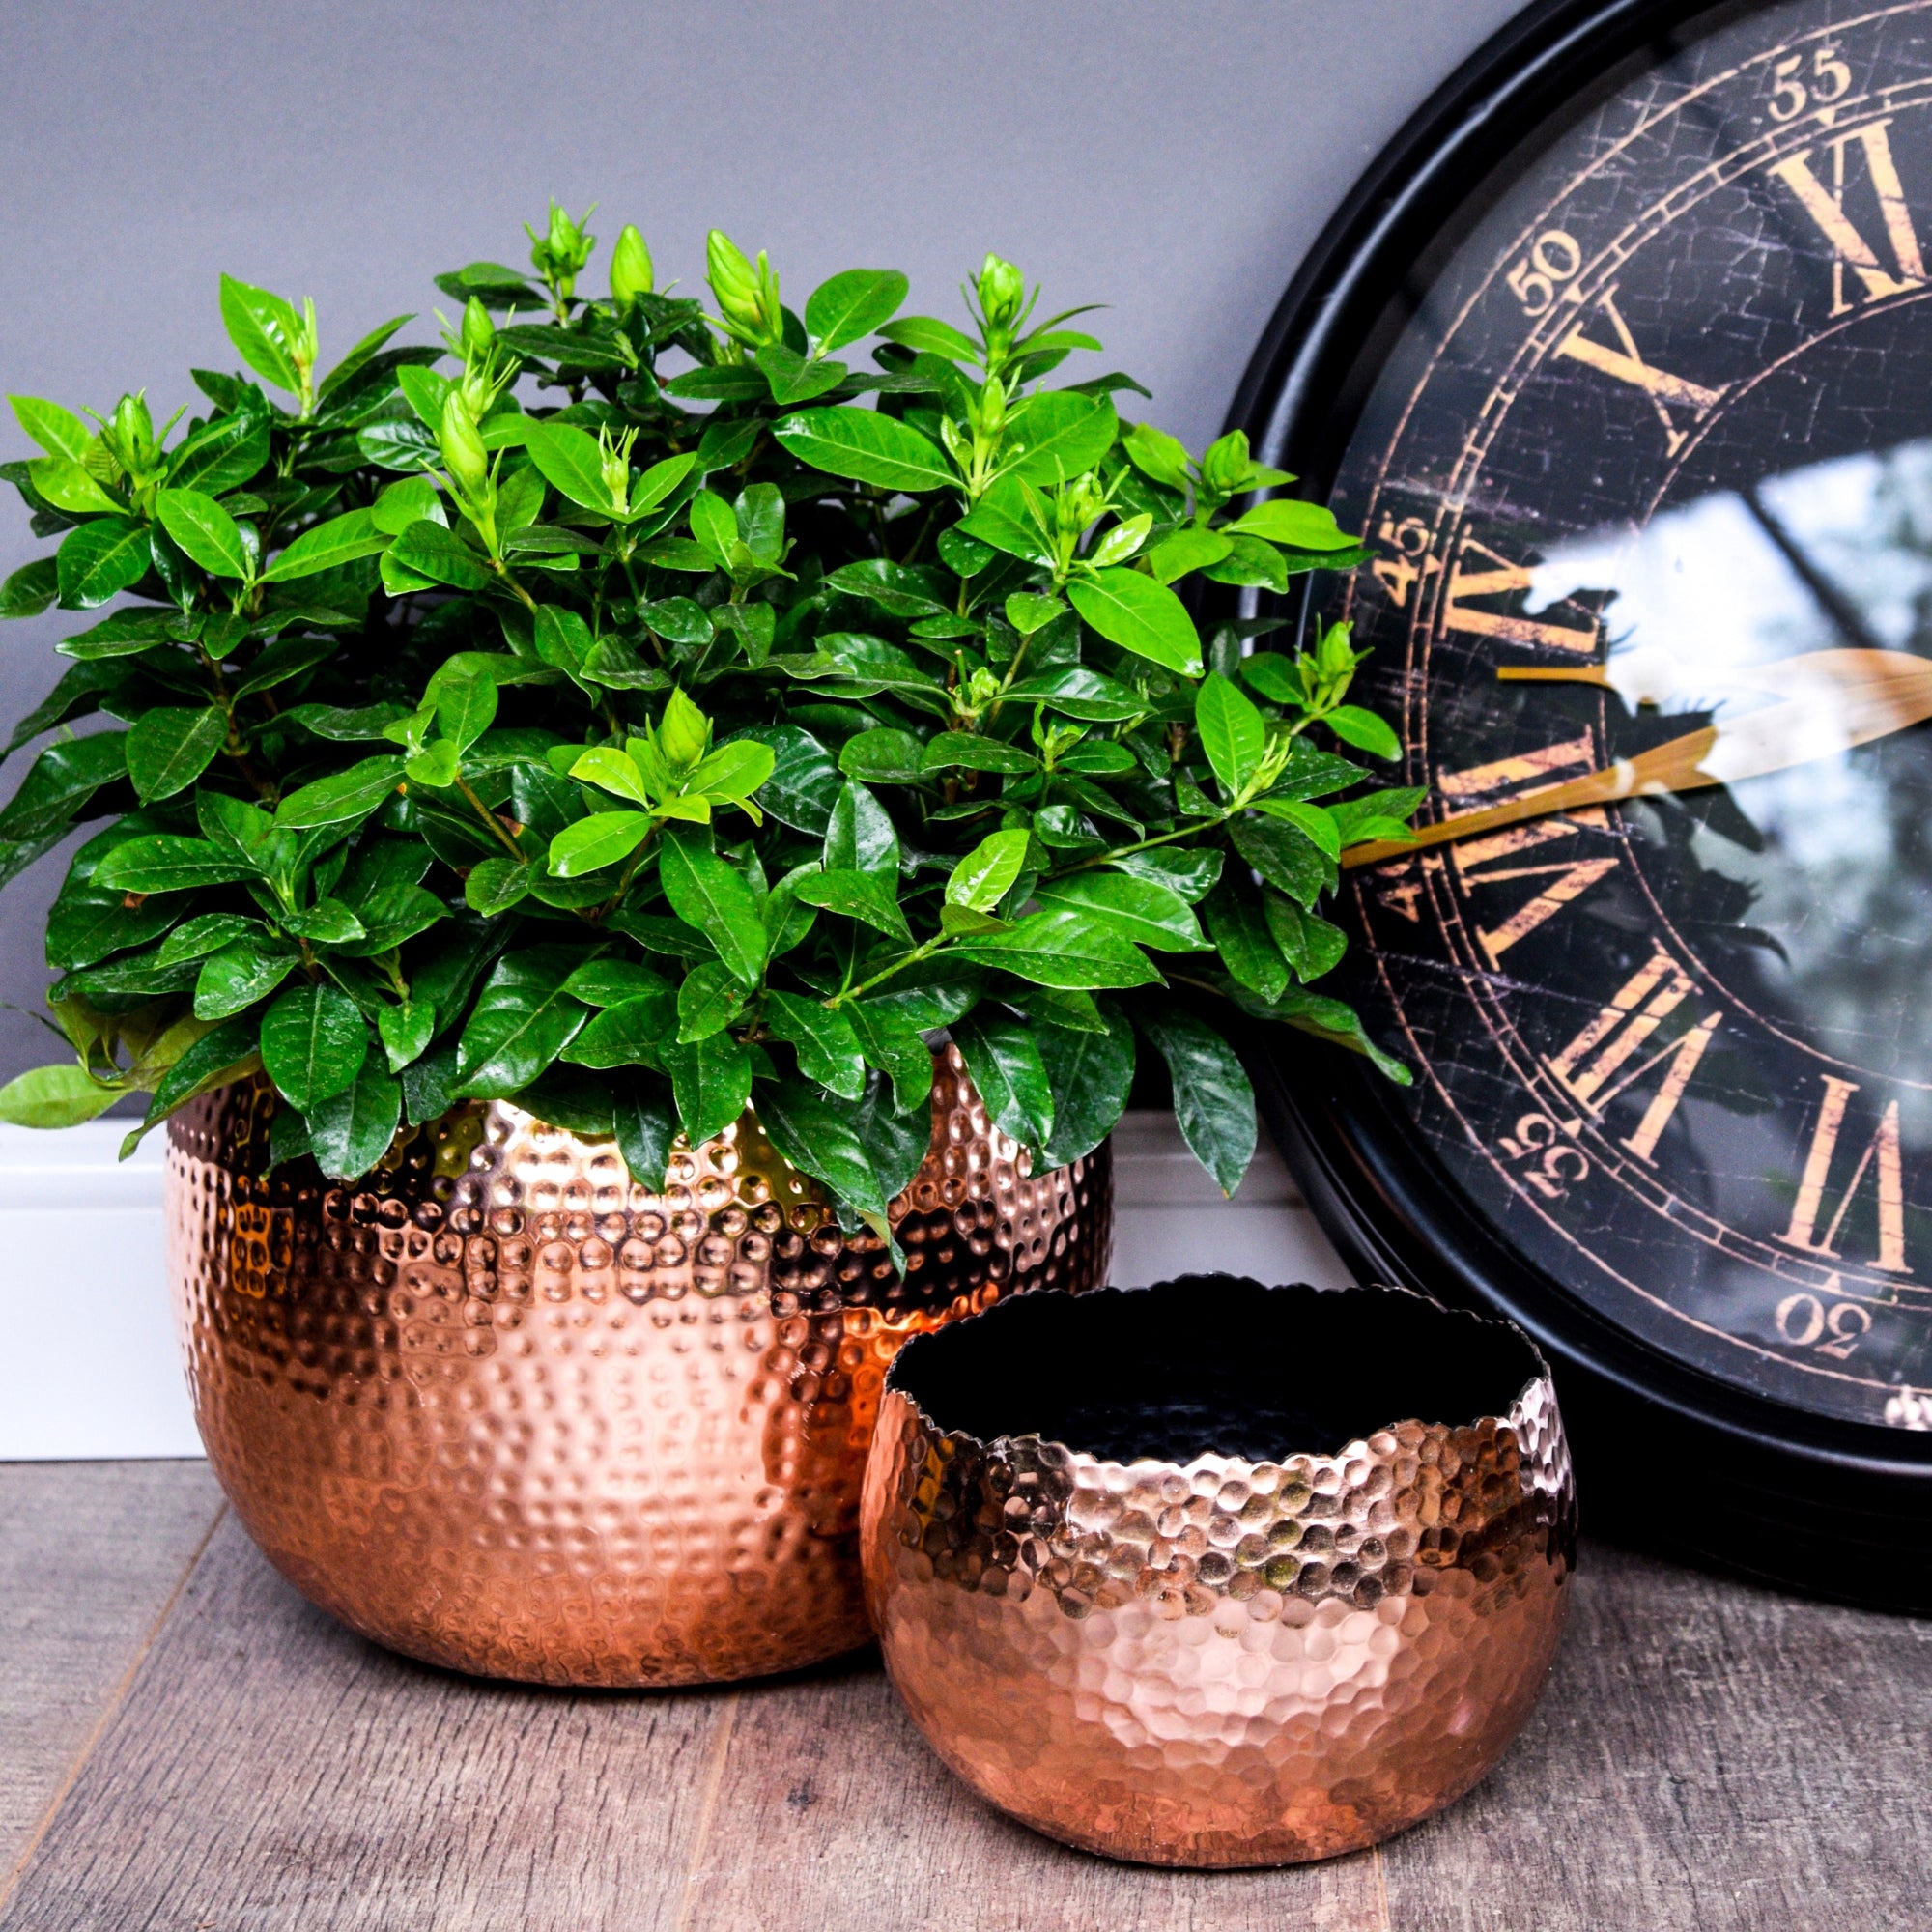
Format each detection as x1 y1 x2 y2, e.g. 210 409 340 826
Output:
0 203 1416 1223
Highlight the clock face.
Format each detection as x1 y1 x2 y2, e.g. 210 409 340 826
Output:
1318 0 1932 1432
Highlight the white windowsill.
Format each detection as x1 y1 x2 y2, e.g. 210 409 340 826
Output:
0 1112 1348 1462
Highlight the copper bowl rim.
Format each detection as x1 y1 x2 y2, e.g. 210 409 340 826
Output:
879 1273 1557 1470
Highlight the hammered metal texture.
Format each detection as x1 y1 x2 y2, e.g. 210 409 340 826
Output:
166 1044 1111 1688
862 1280 1576 1868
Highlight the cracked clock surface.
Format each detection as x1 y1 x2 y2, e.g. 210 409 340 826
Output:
1240 0 1932 1598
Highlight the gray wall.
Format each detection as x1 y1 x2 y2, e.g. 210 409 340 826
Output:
0 0 1521 1083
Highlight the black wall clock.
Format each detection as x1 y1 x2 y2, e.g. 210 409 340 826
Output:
1236 0 1932 1607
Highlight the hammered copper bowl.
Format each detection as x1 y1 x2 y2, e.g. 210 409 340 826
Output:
166 1045 1110 1689
861 1275 1577 1867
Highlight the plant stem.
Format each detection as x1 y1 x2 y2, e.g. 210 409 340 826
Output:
824 935 950 1009
455 778 526 859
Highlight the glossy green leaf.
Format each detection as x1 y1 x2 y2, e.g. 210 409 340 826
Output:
755 344 846 407
57 518 151 609
306 1057 403 1179
545 810 650 877
952 909 1161 989
1036 1001 1134 1169
168 412 271 497
852 1072 929 1203
317 312 412 399
454 950 591 1097
47 880 180 970
772 408 953 494
261 980 368 1110
0 556 60 619
125 705 226 804
1203 886 1290 1003
956 474 1052 565
570 747 651 805
95 835 253 895
156 488 252 581
765 991 866 1098
947 828 1031 911
261 508 388 582
1067 568 1201 676
30 457 121 516
193 935 300 1019
879 315 980 363
1323 704 1402 760
999 393 1118 487
135 1015 263 1132
659 825 767 987
1223 497 1356 550
845 1003 934 1114
921 731 1036 775
10 394 92 463
951 1013 1053 1150
823 779 899 877
377 998 437 1072
661 1031 752 1145
823 558 950 618
833 729 922 787
805 269 910 354
0 1061 120 1126
686 739 775 803
563 987 677 1069
1259 798 1342 861
387 518 491 591
1194 672 1265 799
433 664 498 755
0 732 128 842
676 959 747 1041
219 274 304 393
614 1075 677 1190
791 866 910 940
1148 526 1233 583
756 1077 888 1221
732 726 838 836
1230 813 1332 911
1263 891 1349 983
524 419 616 516
275 756 405 831
1033 872 1208 952
1003 666 1143 722
1137 1009 1255 1196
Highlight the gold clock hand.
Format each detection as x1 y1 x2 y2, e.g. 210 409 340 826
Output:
1339 647 1932 870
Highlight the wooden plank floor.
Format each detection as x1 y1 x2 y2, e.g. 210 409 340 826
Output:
1 1463 1924 1930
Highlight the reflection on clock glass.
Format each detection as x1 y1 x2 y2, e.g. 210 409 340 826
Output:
1321 0 1932 1428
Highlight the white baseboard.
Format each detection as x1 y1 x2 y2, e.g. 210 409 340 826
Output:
0 1112 1346 1462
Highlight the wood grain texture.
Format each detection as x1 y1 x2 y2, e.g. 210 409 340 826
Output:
676 1654 1384 1932
1380 1544 1932 1932
6 1478 1930 1931
0 1460 221 1890
0 1517 731 1932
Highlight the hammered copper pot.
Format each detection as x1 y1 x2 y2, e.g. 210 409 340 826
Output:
862 1276 1577 1868
166 1045 1111 1688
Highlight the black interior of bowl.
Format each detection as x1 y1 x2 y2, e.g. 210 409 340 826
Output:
889 1276 1545 1463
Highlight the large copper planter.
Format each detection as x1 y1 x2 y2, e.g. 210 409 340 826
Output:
862 1277 1576 1867
166 1047 1111 1688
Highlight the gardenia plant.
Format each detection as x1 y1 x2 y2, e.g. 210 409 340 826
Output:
0 204 1417 1232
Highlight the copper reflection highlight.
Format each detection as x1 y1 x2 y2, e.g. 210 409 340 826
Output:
861 1280 1576 1868
167 1046 1110 1688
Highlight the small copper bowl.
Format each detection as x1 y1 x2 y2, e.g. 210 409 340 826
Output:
861 1275 1577 1867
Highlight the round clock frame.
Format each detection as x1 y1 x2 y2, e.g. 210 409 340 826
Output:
1234 0 1932 1609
